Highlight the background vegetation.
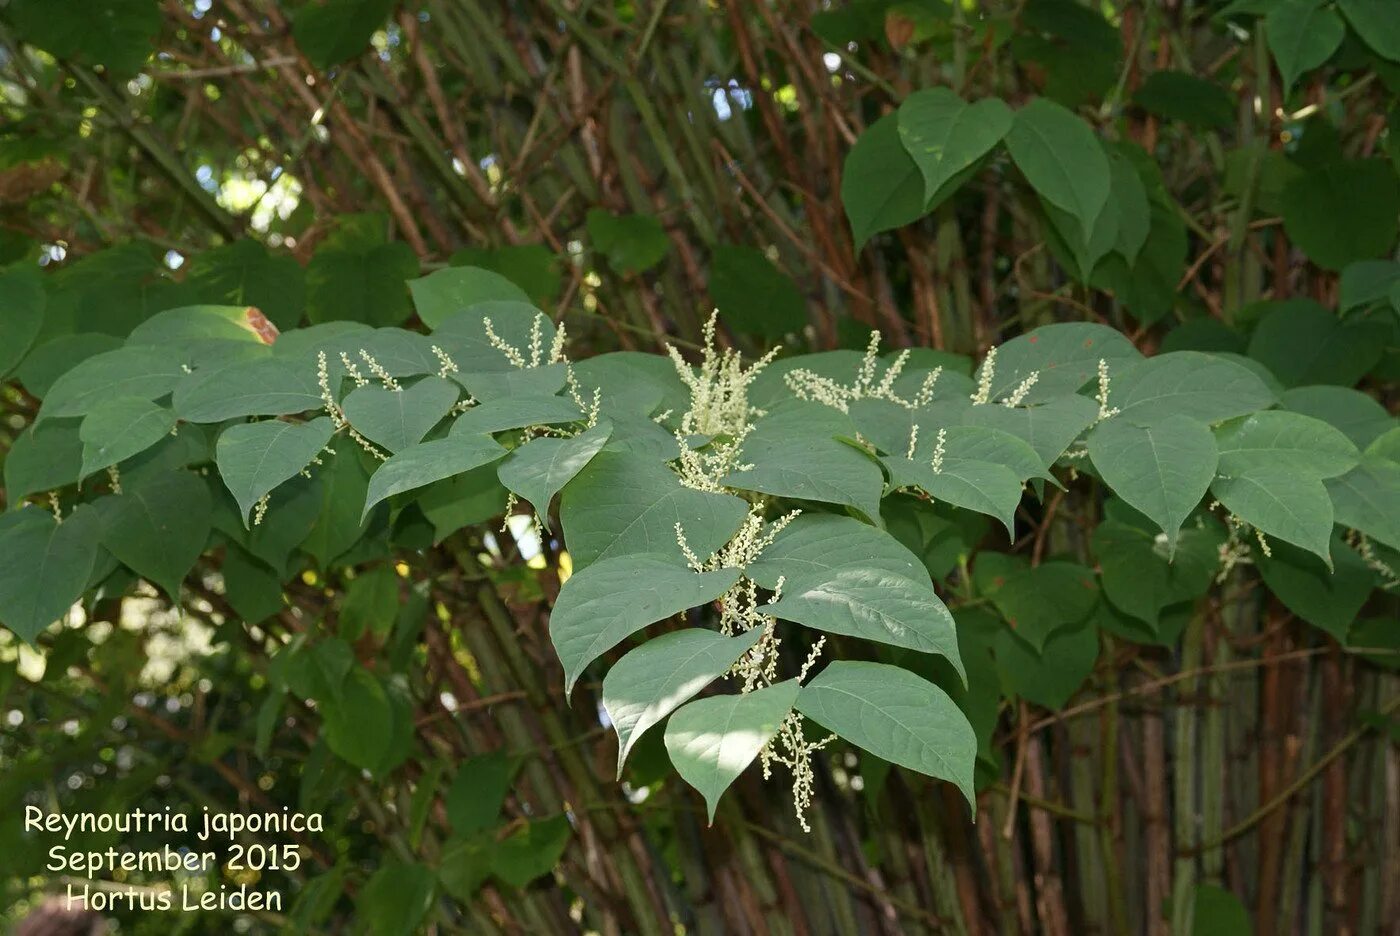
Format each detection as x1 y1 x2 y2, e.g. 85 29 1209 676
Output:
1 0 1398 934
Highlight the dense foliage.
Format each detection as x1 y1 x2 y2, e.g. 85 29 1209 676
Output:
1 1 1398 935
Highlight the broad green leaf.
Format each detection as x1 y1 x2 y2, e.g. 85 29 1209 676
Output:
936 425 1050 484
1340 0 1400 60
560 451 748 569
416 463 505 543
722 436 885 523
795 660 976 805
428 300 555 373
1212 466 1334 564
1281 385 1394 448
1131 71 1235 129
7 0 159 79
306 239 418 327
457 363 567 403
603 627 764 775
449 245 561 307
5 422 83 505
994 617 1098 710
708 245 806 338
1368 428 1400 463
975 322 1141 404
302 447 375 567
884 455 1022 539
497 420 612 524
1266 0 1345 94
549 555 741 694
342 377 460 453
96 470 211 599
0 507 100 643
1340 259 1400 312
1088 415 1217 552
1005 97 1110 242
1092 513 1222 625
1109 352 1276 424
985 560 1100 651
185 239 306 330
339 565 399 641
0 265 44 378
747 514 928 586
587 210 670 274
1214 410 1358 479
39 347 185 422
1258 537 1374 640
1325 455 1400 550
1189 884 1252 936
1248 299 1387 388
842 113 926 250
78 397 177 481
1281 159 1400 271
174 357 323 423
216 417 336 524
761 565 965 677
355 860 435 936
897 89 1013 202
293 0 395 70
221 543 284 624
445 751 518 836
242 474 324 576
493 815 572 888
14 335 121 398
323 667 395 769
362 434 507 520
964 394 1100 467
451 394 582 436
408 266 530 330
665 680 800 822
1106 151 1151 263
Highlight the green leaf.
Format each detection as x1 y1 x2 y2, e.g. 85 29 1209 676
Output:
1214 410 1359 479
1109 352 1277 424
1005 97 1111 242
450 394 582 436
665 680 800 823
1087 415 1218 552
1131 71 1235 129
708 245 807 338
221 543 284 624
342 377 460 453
560 451 748 569
842 113 927 250
1258 537 1374 640
897 89 1013 202
994 617 1099 710
1339 259 1400 311
306 239 418 327
963 394 1100 468
448 245 561 307
362 434 507 520
302 447 375 567
603 628 765 776
1281 385 1394 448
292 0 395 70
985 560 1100 651
747 513 930 585
339 566 399 641
587 210 670 275
1092 513 1222 625
1326 455 1400 550
323 667 395 769
174 357 322 423
1188 884 1252 936
497 420 612 525
884 455 1022 539
494 815 572 887
408 267 530 330
975 322 1141 404
1212 466 1334 564
355 860 436 936
78 397 177 481
1266 0 1345 94
7 0 159 80
39 347 185 422
795 660 976 806
1246 299 1387 387
0 264 45 379
722 436 885 523
96 470 211 600
940 425 1051 484
0 507 100 643
428 300 554 374
1281 159 1400 270
549 556 741 694
215 417 336 524
4 422 82 505
1340 0 1400 60
445 751 518 836
185 239 306 331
